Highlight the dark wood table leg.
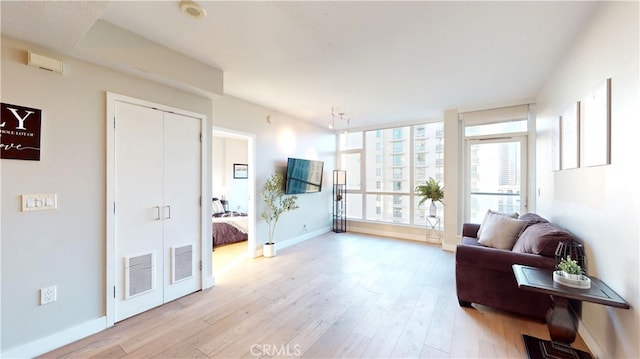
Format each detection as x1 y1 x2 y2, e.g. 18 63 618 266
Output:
522 295 590 359
522 334 591 359
547 295 578 344
512 265 629 359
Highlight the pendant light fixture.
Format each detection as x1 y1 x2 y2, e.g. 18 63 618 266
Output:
329 107 336 130
330 107 350 133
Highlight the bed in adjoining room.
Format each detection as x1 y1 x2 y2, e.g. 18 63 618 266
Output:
212 198 248 249
212 214 248 248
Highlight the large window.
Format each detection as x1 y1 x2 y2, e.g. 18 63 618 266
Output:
338 122 444 226
462 105 530 224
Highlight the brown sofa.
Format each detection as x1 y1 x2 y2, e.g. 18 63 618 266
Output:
455 213 574 320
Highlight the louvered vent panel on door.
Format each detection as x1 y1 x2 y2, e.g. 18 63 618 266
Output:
172 244 193 283
125 252 155 299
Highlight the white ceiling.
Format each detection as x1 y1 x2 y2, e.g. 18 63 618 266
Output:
1 1 599 130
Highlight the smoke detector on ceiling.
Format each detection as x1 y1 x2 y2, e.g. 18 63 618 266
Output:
179 0 206 19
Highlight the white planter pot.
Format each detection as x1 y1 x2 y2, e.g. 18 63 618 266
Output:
263 243 276 258
564 272 582 281
553 270 591 288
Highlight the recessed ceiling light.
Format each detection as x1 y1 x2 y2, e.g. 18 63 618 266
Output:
179 0 206 19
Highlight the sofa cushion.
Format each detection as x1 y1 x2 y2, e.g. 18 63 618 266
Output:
462 223 481 239
512 222 574 257
518 213 549 227
477 209 519 239
461 237 483 246
477 212 528 250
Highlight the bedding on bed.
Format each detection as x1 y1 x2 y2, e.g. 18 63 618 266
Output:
212 215 248 247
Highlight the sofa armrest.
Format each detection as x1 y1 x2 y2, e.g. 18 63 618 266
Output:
462 223 481 238
456 244 556 273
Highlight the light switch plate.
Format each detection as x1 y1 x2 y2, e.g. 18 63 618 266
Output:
22 194 57 211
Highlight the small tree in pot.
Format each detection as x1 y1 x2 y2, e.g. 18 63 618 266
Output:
415 177 444 217
261 172 299 257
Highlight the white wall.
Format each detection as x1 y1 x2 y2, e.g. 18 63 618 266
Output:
212 96 336 248
226 138 249 213
1 36 214 354
535 2 639 357
1 35 336 355
212 136 250 213
212 136 227 198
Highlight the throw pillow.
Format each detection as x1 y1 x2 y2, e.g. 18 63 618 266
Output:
518 213 549 227
512 222 574 257
477 212 527 250
212 199 225 214
477 209 519 239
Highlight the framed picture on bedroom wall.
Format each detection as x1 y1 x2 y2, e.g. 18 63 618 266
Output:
233 163 248 179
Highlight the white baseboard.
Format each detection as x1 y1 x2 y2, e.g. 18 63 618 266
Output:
1 316 106 358
577 319 602 359
441 242 457 252
254 228 330 257
278 227 330 251
203 275 215 289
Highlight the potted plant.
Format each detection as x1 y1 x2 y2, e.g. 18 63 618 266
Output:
261 172 299 257
554 254 590 288
557 255 583 280
415 177 444 217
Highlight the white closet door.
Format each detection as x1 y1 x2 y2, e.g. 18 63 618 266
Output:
162 112 202 302
114 101 164 322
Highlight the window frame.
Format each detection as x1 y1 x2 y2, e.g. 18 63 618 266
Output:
337 121 444 226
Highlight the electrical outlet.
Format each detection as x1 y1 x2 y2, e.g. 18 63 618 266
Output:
40 285 57 305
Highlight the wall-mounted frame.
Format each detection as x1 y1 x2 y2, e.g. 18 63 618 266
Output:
1 102 42 160
233 163 248 179
581 78 611 167
561 102 580 170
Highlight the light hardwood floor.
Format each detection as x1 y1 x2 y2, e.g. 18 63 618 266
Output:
213 240 249 276
42 232 591 358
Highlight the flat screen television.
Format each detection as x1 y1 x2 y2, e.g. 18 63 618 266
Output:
285 157 324 194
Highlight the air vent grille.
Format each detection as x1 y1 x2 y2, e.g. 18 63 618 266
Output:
125 252 154 299
172 245 193 283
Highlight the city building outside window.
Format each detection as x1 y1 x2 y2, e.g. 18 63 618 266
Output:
393 181 402 191
392 141 403 153
338 122 444 227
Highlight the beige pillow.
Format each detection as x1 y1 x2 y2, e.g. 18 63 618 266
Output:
477 209 519 238
478 211 527 250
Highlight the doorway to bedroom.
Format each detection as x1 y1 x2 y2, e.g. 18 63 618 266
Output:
212 128 256 277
